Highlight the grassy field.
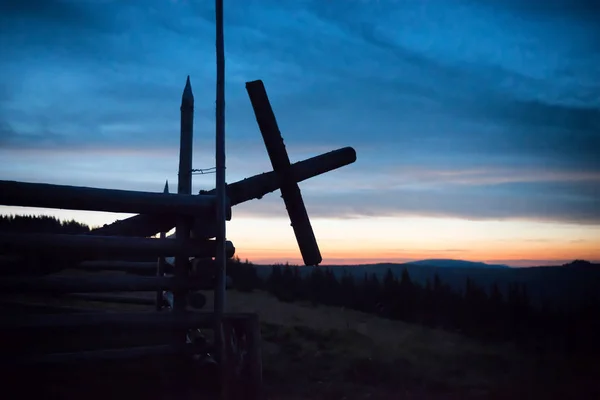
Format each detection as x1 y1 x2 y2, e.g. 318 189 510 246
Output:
4 273 599 399
206 290 532 399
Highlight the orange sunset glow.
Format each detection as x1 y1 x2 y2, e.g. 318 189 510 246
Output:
3 206 598 267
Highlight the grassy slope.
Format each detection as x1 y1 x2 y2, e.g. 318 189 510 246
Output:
203 290 537 399
5 272 599 399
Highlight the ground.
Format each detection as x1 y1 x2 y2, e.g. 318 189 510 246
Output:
4 273 600 399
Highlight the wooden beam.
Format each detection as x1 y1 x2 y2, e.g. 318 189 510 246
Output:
0 180 230 218
0 232 235 259
246 79 322 266
223 147 357 206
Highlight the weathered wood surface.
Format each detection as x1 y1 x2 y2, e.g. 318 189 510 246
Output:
246 79 322 266
0 179 230 218
0 232 235 259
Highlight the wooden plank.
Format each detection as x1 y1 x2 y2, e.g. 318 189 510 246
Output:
0 232 235 259
0 180 229 218
222 146 356 206
246 79 322 266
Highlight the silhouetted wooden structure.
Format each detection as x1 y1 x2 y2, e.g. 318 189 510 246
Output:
0 78 357 399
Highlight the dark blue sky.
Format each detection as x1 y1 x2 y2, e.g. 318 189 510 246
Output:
1 0 599 227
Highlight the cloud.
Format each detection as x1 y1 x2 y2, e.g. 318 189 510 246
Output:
1 0 599 227
234 185 600 225
230 164 600 225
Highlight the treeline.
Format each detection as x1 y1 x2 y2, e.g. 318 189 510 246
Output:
0 215 91 234
229 261 600 356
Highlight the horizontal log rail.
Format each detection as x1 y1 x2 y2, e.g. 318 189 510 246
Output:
0 275 217 294
61 293 160 306
0 311 256 331
0 179 231 219
3 343 210 366
0 299 110 314
0 232 235 259
77 260 173 275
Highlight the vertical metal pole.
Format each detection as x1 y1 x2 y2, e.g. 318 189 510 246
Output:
156 180 169 311
214 0 227 384
175 76 194 312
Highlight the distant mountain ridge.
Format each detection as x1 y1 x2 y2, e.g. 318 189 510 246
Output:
253 259 600 311
404 259 511 269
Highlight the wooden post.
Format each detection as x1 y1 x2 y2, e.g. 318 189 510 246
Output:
174 77 195 312
157 180 169 311
214 1 228 397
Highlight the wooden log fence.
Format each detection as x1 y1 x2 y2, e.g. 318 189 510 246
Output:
0 78 358 399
